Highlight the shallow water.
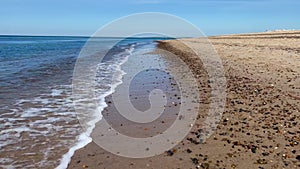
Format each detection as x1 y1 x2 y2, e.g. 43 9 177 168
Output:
0 35 169 168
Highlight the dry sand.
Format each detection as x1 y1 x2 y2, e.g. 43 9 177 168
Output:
67 31 300 169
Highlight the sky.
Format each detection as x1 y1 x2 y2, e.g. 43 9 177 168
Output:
0 0 299 36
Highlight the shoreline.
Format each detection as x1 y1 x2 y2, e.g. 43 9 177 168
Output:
67 31 300 169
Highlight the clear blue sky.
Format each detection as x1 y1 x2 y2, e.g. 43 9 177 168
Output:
1 0 299 36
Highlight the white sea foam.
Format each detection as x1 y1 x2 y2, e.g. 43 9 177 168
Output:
55 45 133 169
0 84 77 167
51 89 64 97
1 126 46 135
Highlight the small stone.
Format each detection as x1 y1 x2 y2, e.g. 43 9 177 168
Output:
223 118 229 122
227 153 233 157
231 164 237 168
290 141 298 146
251 146 257 153
257 159 267 164
201 163 209 169
262 152 269 156
296 155 300 161
166 150 174 156
187 149 192 153
233 141 241 146
191 158 199 165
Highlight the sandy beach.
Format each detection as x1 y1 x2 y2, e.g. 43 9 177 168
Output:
67 31 300 169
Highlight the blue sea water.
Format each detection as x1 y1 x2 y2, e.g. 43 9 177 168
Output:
0 35 169 168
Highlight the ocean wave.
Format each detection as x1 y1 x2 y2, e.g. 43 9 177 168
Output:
55 44 134 169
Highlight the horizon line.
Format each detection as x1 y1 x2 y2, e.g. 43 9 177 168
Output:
0 34 190 38
1 29 299 38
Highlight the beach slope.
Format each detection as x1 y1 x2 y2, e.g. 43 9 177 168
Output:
68 31 300 169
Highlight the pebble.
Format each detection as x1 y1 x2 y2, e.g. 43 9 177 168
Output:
296 155 300 161
191 158 199 165
262 152 269 156
201 163 209 169
257 159 267 164
166 150 175 156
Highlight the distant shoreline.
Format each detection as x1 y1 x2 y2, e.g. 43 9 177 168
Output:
1 30 299 39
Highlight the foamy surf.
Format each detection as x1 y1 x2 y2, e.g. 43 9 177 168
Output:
55 45 133 169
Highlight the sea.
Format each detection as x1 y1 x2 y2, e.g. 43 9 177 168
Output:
0 35 170 168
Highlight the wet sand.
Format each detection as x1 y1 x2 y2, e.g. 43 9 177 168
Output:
68 31 300 169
